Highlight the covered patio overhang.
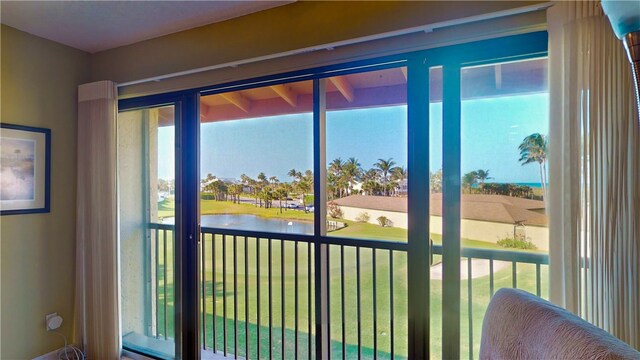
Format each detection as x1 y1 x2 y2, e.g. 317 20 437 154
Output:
156 57 547 126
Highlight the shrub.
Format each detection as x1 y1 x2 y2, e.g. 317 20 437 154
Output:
355 212 370 223
377 216 392 227
497 236 537 250
327 201 343 219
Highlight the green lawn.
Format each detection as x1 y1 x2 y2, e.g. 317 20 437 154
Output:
159 198 314 223
151 199 548 359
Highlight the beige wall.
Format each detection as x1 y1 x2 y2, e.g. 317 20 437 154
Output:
118 108 163 338
340 206 409 228
460 219 549 251
1 25 90 359
118 110 149 336
90 1 546 96
339 206 549 250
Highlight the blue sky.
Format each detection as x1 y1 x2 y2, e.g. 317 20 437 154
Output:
158 93 548 183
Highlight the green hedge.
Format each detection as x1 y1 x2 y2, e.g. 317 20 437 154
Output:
497 237 537 250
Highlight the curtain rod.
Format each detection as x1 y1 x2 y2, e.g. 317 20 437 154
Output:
117 2 552 88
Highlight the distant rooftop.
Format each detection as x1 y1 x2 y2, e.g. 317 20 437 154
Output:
332 194 547 226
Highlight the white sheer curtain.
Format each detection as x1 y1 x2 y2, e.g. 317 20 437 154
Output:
74 80 121 359
548 1 640 349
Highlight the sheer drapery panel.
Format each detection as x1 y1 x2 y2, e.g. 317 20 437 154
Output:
74 80 121 359
548 1 640 349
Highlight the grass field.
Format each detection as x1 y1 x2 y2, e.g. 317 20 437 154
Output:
145 199 548 359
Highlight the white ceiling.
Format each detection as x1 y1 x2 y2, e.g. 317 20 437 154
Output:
0 1 294 53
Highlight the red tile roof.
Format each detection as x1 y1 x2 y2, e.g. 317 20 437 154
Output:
331 194 547 226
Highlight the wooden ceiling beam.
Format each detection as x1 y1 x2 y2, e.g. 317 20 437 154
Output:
157 107 173 126
329 76 355 103
220 92 251 113
269 84 298 107
200 103 210 119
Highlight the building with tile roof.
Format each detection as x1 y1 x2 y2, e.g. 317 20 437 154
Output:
332 194 548 249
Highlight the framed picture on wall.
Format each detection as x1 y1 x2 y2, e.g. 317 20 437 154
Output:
0 123 51 215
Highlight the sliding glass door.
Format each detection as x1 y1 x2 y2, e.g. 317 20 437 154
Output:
198 79 315 358
118 104 180 358
118 32 549 360
459 57 549 358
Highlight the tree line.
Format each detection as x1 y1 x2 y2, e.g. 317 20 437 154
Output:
457 168 540 199
327 157 407 199
194 132 548 204
198 157 409 210
438 132 548 200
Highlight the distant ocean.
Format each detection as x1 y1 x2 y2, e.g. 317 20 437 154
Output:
484 182 546 189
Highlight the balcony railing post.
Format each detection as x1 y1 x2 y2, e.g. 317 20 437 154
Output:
144 226 153 338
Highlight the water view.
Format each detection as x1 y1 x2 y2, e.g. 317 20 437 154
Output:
163 214 314 234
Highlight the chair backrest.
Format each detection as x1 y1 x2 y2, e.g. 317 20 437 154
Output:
479 288 640 360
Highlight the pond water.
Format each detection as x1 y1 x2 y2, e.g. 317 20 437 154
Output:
163 214 313 234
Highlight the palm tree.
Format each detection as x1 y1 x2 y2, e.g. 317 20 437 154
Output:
327 172 338 200
462 171 479 191
227 183 239 203
361 169 379 195
303 170 313 190
235 183 245 203
518 133 548 200
275 187 288 213
343 157 362 195
373 158 397 196
362 169 378 182
251 179 261 206
255 172 268 206
476 169 492 184
362 179 380 196
269 176 279 189
297 179 311 207
336 176 349 199
329 158 344 175
288 169 301 181
257 172 268 185
281 182 293 204
328 158 346 197
208 180 228 201
391 166 407 181
201 173 216 198
259 187 273 208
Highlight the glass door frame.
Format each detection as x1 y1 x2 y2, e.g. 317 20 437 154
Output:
117 31 548 360
119 93 201 360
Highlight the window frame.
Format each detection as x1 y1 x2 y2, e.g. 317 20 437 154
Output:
118 31 548 360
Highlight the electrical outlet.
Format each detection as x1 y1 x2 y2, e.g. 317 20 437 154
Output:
46 312 63 331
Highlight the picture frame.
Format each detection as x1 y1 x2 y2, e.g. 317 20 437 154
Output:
1 123 51 215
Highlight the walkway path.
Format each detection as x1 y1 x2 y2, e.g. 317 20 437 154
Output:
430 259 510 280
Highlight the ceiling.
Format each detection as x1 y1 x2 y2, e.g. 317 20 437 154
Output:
0 1 294 53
